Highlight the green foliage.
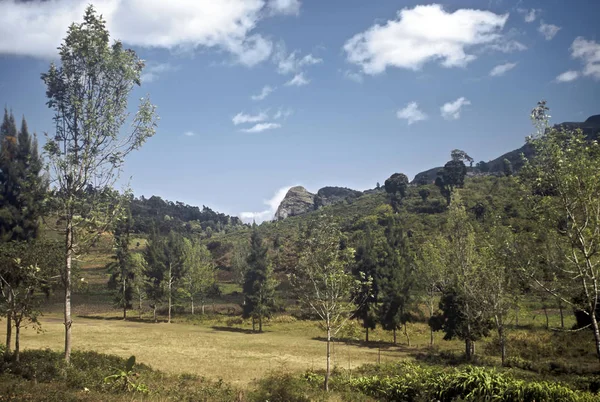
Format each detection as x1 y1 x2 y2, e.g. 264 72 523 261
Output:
103 355 149 393
384 173 409 212
181 238 217 314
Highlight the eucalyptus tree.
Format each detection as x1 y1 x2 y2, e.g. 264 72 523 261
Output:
521 101 600 363
40 5 157 361
290 216 368 391
182 239 216 315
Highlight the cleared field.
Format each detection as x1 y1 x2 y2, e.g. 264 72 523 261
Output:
0 314 435 386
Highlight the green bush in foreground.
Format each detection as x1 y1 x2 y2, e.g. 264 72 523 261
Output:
341 363 600 402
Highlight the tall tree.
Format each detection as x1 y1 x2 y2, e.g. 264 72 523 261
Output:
291 216 367 391
144 231 187 323
181 239 216 315
378 217 415 345
40 5 157 361
106 196 135 320
520 100 600 364
352 228 379 342
430 194 492 360
435 150 469 205
0 110 45 359
384 173 409 213
242 226 277 332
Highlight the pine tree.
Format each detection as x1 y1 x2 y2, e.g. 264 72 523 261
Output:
242 226 277 332
144 231 187 323
353 228 379 342
378 217 415 345
0 110 46 359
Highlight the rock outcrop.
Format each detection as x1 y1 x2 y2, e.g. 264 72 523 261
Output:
314 186 362 208
274 186 316 220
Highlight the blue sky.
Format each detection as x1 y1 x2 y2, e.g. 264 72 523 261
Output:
0 0 598 222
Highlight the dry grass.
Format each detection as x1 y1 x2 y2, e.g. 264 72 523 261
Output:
0 314 451 387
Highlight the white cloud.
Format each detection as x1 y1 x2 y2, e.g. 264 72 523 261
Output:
232 111 268 125
140 63 178 83
517 8 538 23
485 40 527 53
441 97 471 120
396 102 428 125
240 185 294 223
555 70 580 83
343 4 510 74
343 70 364 83
273 108 293 120
571 37 600 80
183 131 195 137
0 0 299 65
241 122 281 133
273 42 322 75
251 85 275 101
285 72 310 86
489 62 517 76
538 21 560 41
267 0 301 16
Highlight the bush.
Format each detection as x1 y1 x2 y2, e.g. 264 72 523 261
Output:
249 370 327 402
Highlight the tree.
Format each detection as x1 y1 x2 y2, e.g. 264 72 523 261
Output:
129 253 147 319
378 218 415 345
520 100 600 364
503 158 513 177
40 5 157 361
182 239 216 315
106 196 135 320
430 194 492 360
352 228 379 342
418 188 430 202
0 239 62 362
451 149 474 167
476 160 490 173
230 241 250 285
144 231 187 323
436 158 467 205
242 226 277 332
0 110 46 359
290 216 366 391
384 173 409 213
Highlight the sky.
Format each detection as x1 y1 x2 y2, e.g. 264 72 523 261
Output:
0 0 599 223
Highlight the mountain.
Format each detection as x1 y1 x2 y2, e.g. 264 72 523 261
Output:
274 185 367 220
412 115 600 184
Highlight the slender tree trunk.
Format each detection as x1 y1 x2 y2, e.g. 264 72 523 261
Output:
14 322 20 363
252 317 255 332
202 303 205 315
559 301 565 329
588 302 600 364
325 324 331 392
5 292 12 359
365 327 369 342
168 264 172 324
123 276 127 320
259 315 263 332
64 221 73 363
543 305 549 329
191 298 194 315
138 293 142 320
393 328 397 345
153 304 157 323
404 324 411 347
465 338 472 361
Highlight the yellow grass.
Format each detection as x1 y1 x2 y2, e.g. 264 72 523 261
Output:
0 314 442 386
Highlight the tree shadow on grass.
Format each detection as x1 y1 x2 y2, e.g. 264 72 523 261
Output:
211 326 266 335
311 336 414 353
77 315 160 324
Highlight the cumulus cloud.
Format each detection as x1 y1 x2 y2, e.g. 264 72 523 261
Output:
571 37 600 80
538 21 560 41
489 62 517 76
555 70 580 83
396 102 428 125
517 8 538 23
251 85 275 101
343 4 510 74
232 111 269 125
183 131 195 137
441 97 471 120
0 0 298 65
285 72 310 86
140 63 178 83
273 42 322 75
241 122 281 133
267 0 301 16
240 186 294 223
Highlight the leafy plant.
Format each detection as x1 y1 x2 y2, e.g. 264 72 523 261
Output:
103 355 148 393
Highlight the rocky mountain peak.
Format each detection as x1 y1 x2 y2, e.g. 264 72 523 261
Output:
274 186 316 220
